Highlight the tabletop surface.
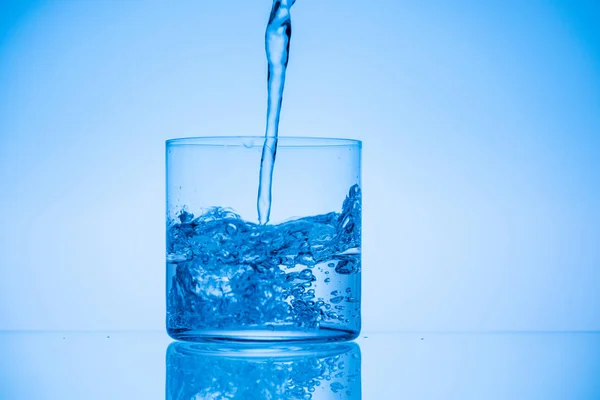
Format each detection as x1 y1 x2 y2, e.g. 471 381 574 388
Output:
1 331 599 399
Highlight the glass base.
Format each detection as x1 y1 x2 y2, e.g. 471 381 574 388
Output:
167 327 359 343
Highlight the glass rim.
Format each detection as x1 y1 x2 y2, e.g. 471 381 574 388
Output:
166 136 362 148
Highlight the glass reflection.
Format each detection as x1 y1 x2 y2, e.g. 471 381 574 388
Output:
166 341 361 399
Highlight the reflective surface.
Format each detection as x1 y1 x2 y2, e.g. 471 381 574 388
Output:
167 342 360 399
1 332 599 399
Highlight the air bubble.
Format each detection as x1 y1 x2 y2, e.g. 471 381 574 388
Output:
225 223 238 235
334 259 358 275
299 269 313 280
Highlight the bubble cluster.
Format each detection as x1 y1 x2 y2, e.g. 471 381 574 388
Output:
167 185 361 334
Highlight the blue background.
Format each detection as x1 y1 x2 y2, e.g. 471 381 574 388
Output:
0 0 598 332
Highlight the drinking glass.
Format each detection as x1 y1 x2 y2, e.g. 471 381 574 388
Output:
166 136 362 342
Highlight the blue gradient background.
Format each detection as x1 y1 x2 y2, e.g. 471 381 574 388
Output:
0 0 598 332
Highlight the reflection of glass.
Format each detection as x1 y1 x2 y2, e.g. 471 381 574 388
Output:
166 342 361 399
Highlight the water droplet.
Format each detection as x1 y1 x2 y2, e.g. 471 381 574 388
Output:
330 296 344 304
324 277 331 283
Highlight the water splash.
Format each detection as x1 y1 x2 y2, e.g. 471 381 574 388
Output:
167 185 361 335
257 0 297 225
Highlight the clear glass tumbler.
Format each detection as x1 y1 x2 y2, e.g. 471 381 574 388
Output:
166 136 362 342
